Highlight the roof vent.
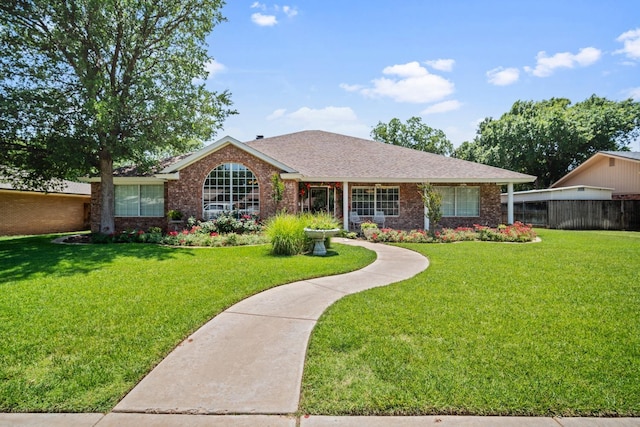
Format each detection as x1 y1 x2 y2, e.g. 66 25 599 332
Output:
256 135 264 140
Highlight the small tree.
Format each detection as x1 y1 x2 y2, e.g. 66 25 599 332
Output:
270 173 285 209
418 183 442 234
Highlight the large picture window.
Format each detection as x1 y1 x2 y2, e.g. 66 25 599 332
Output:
351 186 399 216
438 186 479 217
203 163 259 219
115 185 164 217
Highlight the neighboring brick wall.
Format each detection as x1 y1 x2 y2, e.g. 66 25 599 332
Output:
0 190 90 236
436 184 502 229
613 194 640 200
167 144 289 221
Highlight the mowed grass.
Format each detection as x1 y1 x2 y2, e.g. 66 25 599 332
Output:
0 235 376 412
301 230 640 416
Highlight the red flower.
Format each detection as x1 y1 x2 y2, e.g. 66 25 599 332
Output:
169 231 178 236
210 232 219 237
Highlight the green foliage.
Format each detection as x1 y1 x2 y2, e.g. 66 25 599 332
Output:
265 212 341 255
167 210 184 221
270 173 285 206
301 230 640 416
196 213 262 234
363 223 537 243
453 96 640 188
304 211 340 230
371 116 454 156
0 235 375 411
0 0 235 231
265 212 308 256
417 183 442 231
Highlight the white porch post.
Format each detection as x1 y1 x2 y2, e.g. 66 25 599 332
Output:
342 181 349 230
423 191 430 230
507 182 514 225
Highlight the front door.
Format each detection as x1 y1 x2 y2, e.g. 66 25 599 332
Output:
302 186 335 214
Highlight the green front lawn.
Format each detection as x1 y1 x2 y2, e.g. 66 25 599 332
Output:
0 235 376 412
301 230 640 416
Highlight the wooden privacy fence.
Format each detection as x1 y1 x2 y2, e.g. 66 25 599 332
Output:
502 200 640 230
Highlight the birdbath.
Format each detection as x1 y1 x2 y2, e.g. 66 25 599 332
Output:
304 228 341 256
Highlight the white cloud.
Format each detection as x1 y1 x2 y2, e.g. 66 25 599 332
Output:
355 61 454 103
425 59 455 72
282 5 298 18
524 47 602 77
339 83 363 92
626 87 640 100
251 3 297 26
266 108 286 120
265 106 370 136
616 28 640 60
204 59 226 77
420 100 462 115
251 12 277 26
486 67 520 86
287 106 358 122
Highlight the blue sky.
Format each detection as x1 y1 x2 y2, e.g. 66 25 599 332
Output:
203 1 640 150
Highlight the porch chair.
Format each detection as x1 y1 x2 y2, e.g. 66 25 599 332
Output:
373 211 386 228
349 211 363 232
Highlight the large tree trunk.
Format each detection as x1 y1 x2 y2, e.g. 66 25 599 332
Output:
99 149 115 234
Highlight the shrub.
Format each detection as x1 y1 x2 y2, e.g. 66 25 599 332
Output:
364 222 536 244
265 212 308 256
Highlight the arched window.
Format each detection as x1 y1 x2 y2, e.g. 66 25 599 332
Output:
203 163 259 219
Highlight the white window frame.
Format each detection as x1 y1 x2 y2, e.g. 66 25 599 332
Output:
351 186 399 217
203 163 260 219
438 186 480 217
115 184 164 217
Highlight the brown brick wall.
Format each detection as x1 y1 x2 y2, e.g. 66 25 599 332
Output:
167 144 293 221
0 190 90 236
91 182 167 233
436 184 502 229
345 183 502 231
613 194 640 200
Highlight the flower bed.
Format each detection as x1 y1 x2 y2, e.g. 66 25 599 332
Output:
365 222 537 243
91 213 266 247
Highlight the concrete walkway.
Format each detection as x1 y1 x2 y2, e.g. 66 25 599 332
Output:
2 239 639 426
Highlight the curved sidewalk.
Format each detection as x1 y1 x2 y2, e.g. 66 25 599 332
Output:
111 238 429 415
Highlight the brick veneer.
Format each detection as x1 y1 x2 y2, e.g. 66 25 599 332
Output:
1 190 90 236
91 146 503 233
166 144 295 220
344 183 502 231
436 184 502 229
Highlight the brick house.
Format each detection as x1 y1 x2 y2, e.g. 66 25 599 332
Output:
1 180 90 236
88 130 535 233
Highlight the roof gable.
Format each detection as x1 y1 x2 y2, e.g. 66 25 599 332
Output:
160 135 296 174
551 151 640 188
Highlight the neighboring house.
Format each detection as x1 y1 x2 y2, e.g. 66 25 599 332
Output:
0 180 91 236
87 130 535 233
551 151 640 200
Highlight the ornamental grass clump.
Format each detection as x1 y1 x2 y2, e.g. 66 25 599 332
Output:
265 212 307 256
266 212 342 256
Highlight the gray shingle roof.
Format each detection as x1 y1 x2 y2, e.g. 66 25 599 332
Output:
245 130 535 183
601 151 640 161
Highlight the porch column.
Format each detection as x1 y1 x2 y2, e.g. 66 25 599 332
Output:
342 181 349 230
507 182 514 225
424 203 429 230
